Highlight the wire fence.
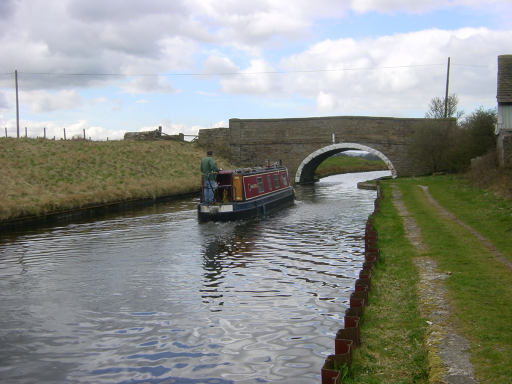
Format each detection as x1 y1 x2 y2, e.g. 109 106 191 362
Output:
3 126 99 141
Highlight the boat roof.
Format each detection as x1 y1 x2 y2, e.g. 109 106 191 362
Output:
219 165 287 176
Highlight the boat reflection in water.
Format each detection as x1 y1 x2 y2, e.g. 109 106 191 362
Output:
0 170 391 384
198 162 295 222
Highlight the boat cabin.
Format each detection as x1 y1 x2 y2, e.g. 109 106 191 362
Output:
202 166 290 203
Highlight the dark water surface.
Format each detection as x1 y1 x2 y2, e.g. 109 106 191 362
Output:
0 171 390 383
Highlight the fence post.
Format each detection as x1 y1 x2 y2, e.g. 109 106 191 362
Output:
63 127 66 140
83 128 86 140
44 127 46 139
4 127 7 138
25 126 27 138
15 70 20 139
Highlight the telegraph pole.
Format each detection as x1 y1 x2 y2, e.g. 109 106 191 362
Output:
444 57 451 118
15 69 20 138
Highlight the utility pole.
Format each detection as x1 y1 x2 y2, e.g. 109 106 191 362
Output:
444 57 451 118
15 70 20 138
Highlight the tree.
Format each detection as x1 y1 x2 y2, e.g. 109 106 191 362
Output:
425 94 464 120
412 106 498 175
409 123 455 174
459 107 497 157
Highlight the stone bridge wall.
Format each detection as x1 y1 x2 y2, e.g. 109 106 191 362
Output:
197 127 230 158
198 116 456 182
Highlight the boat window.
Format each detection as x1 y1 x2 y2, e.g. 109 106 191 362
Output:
273 173 280 188
281 172 288 186
267 175 272 190
257 177 264 193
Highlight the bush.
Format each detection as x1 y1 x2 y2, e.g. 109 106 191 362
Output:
459 107 497 158
409 124 456 174
411 107 497 174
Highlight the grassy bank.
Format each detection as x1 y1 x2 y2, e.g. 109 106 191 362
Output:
315 156 387 179
346 182 428 383
348 175 512 383
0 138 233 222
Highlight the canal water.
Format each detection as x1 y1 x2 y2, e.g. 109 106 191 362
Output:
0 171 390 384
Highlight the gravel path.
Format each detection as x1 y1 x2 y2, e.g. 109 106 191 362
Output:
391 185 478 384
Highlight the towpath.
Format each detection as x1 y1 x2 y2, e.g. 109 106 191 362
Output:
391 184 478 384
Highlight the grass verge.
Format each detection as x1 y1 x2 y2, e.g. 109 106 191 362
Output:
346 182 428 383
420 174 512 260
396 176 512 383
347 174 512 383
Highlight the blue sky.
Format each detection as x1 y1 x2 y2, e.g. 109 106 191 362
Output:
0 0 511 140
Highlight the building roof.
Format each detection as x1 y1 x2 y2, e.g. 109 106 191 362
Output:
497 55 512 103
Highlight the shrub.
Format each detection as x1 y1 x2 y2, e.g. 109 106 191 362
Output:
411 107 497 175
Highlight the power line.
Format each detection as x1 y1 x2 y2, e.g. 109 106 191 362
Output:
11 63 447 78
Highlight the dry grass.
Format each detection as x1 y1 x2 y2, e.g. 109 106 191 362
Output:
466 150 512 201
0 138 233 221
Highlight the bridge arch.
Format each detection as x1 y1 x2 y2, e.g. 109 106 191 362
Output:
295 143 397 184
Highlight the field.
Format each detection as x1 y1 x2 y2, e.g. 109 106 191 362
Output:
315 155 387 179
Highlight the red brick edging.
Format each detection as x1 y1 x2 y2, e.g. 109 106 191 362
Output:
320 183 383 384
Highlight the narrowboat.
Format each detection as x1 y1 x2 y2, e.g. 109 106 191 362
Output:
198 162 294 222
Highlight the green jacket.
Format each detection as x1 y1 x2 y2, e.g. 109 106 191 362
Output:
200 156 219 181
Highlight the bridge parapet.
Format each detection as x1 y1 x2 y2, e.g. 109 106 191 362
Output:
199 116 456 183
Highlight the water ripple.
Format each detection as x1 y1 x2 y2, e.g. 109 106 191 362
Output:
0 171 389 383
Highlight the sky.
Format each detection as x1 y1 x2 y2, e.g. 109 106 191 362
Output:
0 0 511 141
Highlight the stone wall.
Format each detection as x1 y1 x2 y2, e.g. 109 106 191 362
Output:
124 128 162 140
197 128 230 158
229 116 456 181
196 116 456 182
124 127 185 141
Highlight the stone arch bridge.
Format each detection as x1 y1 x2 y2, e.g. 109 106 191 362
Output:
198 116 456 184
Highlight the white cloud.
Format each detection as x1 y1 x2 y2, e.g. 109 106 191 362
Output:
0 0 509 135
220 59 279 94
257 27 505 116
159 120 204 138
211 120 228 128
157 120 228 139
316 91 338 112
0 91 8 110
91 96 108 104
23 90 84 113
350 0 512 13
121 76 177 95
202 55 239 74
0 118 125 140
1 0 509 91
